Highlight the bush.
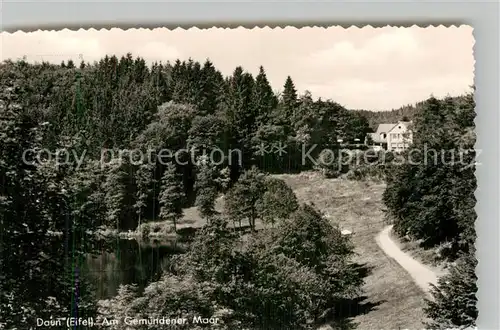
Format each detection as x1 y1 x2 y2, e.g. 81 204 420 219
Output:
314 149 351 178
138 221 174 238
316 148 394 181
141 223 151 238
424 252 477 329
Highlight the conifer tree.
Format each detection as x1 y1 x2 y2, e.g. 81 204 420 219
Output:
171 60 192 104
224 67 256 168
196 59 223 115
292 91 316 145
0 82 51 326
230 68 255 133
282 75 298 117
159 163 185 232
252 66 278 126
103 159 129 229
0 75 98 327
134 163 155 228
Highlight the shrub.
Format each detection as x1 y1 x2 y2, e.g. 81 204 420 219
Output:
141 223 151 238
314 149 351 178
424 252 477 329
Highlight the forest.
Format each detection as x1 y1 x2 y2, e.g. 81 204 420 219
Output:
0 55 476 330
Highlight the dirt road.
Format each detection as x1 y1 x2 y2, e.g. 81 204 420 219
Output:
376 225 440 298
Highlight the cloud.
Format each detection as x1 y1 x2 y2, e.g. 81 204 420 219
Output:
134 41 181 63
1 30 102 63
308 28 421 68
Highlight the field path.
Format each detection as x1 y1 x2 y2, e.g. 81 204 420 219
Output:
376 225 439 297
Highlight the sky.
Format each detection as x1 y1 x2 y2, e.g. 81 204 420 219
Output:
0 26 474 111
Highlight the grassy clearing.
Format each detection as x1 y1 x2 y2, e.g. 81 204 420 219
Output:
276 172 430 330
133 195 266 240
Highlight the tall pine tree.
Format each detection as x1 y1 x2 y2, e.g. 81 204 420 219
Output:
282 75 298 119
252 66 278 126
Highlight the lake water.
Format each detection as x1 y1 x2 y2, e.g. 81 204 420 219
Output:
82 238 185 300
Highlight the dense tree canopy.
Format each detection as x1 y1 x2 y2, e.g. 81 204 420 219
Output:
383 93 476 254
382 92 477 328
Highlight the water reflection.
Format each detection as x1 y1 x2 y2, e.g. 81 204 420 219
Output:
83 238 185 300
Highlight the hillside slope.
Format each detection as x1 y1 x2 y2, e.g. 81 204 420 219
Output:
276 173 429 330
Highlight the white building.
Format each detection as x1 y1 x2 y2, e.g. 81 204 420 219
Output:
386 121 413 152
365 121 413 152
365 123 398 151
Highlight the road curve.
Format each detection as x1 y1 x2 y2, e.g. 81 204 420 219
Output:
376 225 439 298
